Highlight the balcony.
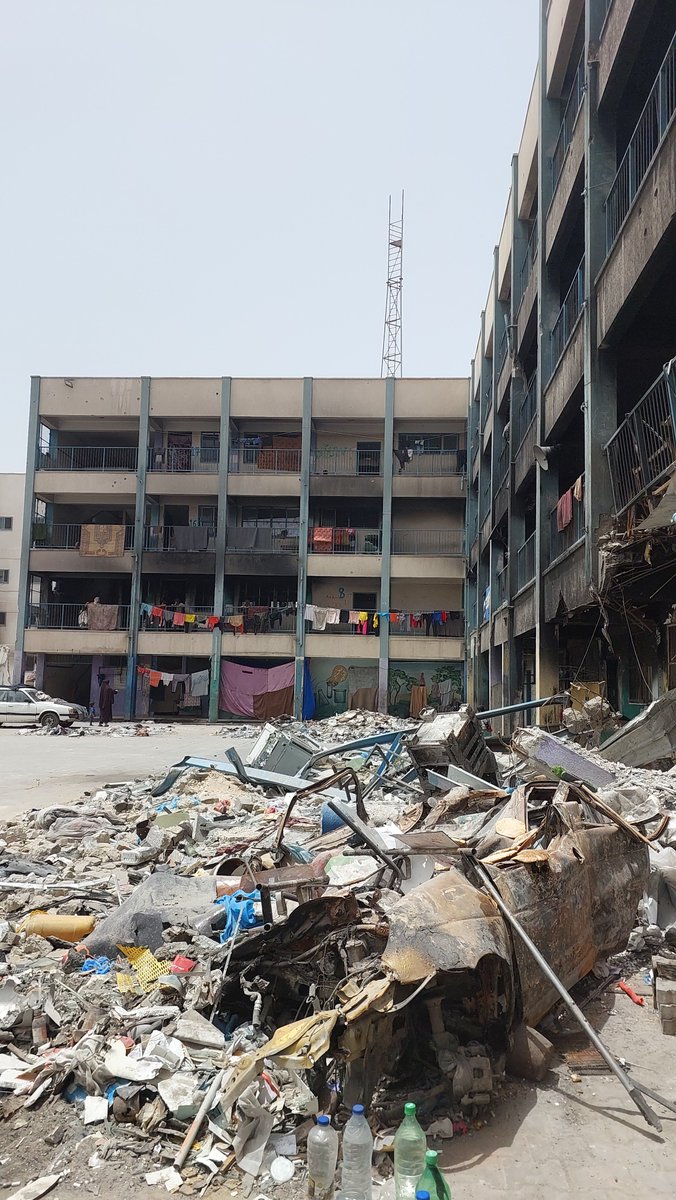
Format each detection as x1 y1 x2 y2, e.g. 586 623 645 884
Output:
496 331 509 381
481 384 493 432
26 603 130 631
31 523 135 552
549 482 585 562
144 526 216 552
516 533 536 591
138 604 296 657
605 33 675 252
551 54 585 193
37 446 138 472
140 606 296 634
309 527 381 555
605 371 676 514
229 447 300 474
496 565 508 609
519 224 538 301
312 449 382 476
550 258 585 379
391 529 464 556
227 528 299 555
148 447 220 474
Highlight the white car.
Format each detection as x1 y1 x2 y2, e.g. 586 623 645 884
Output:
0 686 85 729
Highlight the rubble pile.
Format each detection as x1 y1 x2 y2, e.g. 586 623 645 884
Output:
18 722 185 739
1 703 676 1194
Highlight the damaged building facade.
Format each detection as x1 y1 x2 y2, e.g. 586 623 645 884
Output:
466 0 676 724
13 377 468 720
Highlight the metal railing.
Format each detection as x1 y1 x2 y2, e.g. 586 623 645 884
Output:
549 483 585 561
307 613 464 637
497 438 510 485
550 258 585 377
37 446 138 472
496 565 508 609
470 429 480 464
552 53 585 190
31 523 134 551
229 447 300 474
468 597 478 631
26 603 130 630
516 533 536 591
391 529 465 555
514 373 538 451
496 330 509 378
143 526 216 551
148 447 220 473
481 384 493 430
309 528 381 554
519 222 538 298
394 449 466 475
311 449 382 476
605 370 676 514
606 33 675 250
226 529 300 554
479 472 492 524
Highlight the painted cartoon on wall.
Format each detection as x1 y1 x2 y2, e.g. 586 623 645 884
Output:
309 658 464 717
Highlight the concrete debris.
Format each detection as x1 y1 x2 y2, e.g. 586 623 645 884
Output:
598 686 676 768
1 703 675 1190
18 721 183 738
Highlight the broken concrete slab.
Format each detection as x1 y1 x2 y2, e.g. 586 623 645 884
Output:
84 873 217 958
512 725 617 789
597 687 676 768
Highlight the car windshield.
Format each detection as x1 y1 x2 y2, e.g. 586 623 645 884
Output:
21 689 51 702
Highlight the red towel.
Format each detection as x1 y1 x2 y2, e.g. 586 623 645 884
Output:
148 670 162 688
172 611 185 627
556 488 573 532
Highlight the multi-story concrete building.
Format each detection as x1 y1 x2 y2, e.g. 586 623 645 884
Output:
466 0 676 726
15 376 467 720
0 473 25 683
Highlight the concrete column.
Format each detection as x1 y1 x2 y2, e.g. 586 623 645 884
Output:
125 376 151 718
378 377 395 713
208 377 232 722
12 377 41 684
585 0 618 582
504 154 525 718
34 653 45 690
535 0 562 700
293 378 313 718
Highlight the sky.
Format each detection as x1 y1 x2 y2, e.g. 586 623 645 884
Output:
0 0 539 471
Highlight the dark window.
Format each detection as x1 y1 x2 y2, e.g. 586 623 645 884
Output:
0 518 12 531
0 614 7 626
0 570 8 584
628 666 652 706
398 433 460 453
353 591 377 609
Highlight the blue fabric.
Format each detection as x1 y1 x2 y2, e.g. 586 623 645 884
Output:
215 889 262 942
302 659 316 719
81 956 111 975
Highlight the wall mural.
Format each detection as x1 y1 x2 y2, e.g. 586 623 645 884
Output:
309 659 464 717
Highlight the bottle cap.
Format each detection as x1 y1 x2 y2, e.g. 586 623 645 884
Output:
425 1149 438 1164
317 1115 330 1126
416 1193 431 1200
404 1101 417 1116
352 1104 365 1115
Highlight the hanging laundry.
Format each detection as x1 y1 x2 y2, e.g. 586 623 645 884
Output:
207 615 220 630
172 611 185 627
325 608 340 624
228 614 244 632
311 607 328 631
184 613 196 624
190 670 209 698
304 604 316 624
348 610 360 624
573 474 584 502
148 670 162 688
556 488 574 531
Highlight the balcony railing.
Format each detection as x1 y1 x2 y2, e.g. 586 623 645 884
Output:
519 222 538 298
496 330 509 379
395 449 466 475
497 438 510 486
552 53 585 190
312 449 382 476
227 529 299 554
26 603 130 631
307 612 464 637
37 446 138 472
514 373 538 451
309 528 381 554
31 523 134 551
144 526 216 552
479 473 492 525
516 533 536 591
550 258 584 377
481 384 493 431
229 447 300 474
140 606 296 634
148 447 220 473
496 565 508 609
550 483 585 561
391 529 465 556
606 32 676 250
605 370 676 514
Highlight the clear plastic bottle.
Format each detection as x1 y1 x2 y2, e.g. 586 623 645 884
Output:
416 1150 451 1200
307 1114 339 1200
394 1102 427 1200
341 1104 373 1200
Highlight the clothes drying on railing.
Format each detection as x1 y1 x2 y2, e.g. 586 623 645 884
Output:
556 488 574 531
303 605 463 635
139 601 296 634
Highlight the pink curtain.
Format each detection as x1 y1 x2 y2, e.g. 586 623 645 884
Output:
219 660 295 716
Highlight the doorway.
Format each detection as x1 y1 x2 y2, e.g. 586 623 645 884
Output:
356 442 381 475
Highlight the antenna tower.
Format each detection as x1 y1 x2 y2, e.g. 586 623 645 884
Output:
381 191 404 377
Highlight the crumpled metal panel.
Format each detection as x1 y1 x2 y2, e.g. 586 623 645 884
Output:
493 824 648 1025
381 866 513 984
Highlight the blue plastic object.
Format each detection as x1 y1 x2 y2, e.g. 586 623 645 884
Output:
81 956 111 976
321 802 356 835
215 889 262 942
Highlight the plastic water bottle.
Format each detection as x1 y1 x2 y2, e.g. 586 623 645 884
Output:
417 1150 451 1200
394 1102 427 1200
341 1104 373 1200
416 1193 431 1200
307 1114 339 1200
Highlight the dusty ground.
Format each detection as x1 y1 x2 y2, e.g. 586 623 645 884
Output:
1 970 674 1199
0 726 257 818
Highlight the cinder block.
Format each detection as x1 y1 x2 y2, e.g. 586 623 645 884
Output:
660 1018 676 1036
655 979 676 1005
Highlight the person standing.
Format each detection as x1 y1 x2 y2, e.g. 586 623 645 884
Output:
98 676 116 726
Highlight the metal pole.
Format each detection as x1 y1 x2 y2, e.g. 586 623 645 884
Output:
468 856 662 1131
476 692 568 720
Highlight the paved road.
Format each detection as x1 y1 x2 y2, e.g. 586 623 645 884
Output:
0 725 256 817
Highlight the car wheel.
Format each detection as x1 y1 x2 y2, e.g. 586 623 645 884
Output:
39 712 60 730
